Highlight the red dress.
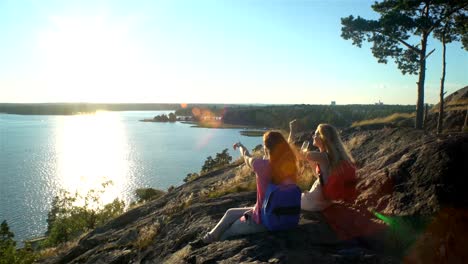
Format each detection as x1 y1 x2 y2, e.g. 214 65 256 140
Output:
319 160 358 203
319 160 386 240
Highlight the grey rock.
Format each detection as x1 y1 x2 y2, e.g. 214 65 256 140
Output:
38 127 468 263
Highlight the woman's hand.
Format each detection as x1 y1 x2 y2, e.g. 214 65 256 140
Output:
233 142 243 150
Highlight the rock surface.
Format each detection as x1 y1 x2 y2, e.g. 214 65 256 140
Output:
39 127 468 264
425 86 468 133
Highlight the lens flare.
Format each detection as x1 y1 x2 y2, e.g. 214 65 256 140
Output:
191 107 223 128
196 131 215 149
373 211 396 226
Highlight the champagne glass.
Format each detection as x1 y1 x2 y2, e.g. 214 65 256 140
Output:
301 141 310 153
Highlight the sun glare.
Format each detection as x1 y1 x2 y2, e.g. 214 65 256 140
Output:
55 111 132 206
38 16 144 102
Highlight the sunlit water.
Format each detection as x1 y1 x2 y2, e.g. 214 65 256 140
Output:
0 111 262 242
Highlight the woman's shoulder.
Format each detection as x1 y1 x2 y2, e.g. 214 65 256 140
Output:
251 158 271 173
252 157 269 168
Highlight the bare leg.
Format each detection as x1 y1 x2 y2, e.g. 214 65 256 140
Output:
207 207 253 242
220 210 267 240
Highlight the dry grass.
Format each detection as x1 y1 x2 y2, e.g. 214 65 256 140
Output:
36 231 92 259
36 238 80 260
351 112 415 127
444 105 468 111
291 142 318 191
205 165 257 199
184 172 201 182
446 98 468 106
296 160 316 191
204 146 317 199
163 193 194 216
346 133 369 151
134 222 161 250
431 99 468 112
163 245 191 264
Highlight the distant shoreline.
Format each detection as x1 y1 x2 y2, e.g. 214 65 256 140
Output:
181 121 265 130
138 119 266 136
0 103 180 115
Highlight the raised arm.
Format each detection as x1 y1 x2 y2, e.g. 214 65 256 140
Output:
234 142 255 169
288 119 297 143
303 151 329 181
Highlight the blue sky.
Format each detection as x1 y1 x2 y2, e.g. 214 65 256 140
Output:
0 0 467 104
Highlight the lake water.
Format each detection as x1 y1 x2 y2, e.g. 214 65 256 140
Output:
0 111 263 242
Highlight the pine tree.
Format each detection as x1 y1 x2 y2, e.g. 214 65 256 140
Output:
341 0 468 129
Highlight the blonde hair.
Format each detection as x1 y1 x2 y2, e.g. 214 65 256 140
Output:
263 131 298 184
317 124 354 170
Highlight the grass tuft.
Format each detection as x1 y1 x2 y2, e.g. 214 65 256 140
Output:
134 222 161 250
164 245 191 263
351 112 415 127
205 165 257 199
36 237 80 260
163 193 194 216
296 160 316 191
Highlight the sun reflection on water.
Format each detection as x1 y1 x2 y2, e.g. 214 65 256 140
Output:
55 111 132 206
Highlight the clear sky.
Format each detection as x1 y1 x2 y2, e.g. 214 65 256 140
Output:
0 0 467 105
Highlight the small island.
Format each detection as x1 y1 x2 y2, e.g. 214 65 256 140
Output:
140 113 179 122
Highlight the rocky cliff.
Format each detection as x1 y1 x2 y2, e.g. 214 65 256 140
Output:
425 86 468 133
39 126 468 264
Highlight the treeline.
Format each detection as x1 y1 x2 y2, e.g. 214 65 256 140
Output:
0 103 180 115
177 104 417 130
174 104 241 117
0 182 166 263
152 113 177 122
2 103 418 128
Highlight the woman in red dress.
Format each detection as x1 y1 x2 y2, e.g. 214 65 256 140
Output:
289 121 385 241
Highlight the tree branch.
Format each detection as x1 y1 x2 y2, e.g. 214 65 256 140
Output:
423 48 435 61
374 29 421 53
428 3 468 33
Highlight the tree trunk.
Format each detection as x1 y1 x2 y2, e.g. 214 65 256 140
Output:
415 34 428 129
437 34 447 134
424 103 429 128
464 108 468 132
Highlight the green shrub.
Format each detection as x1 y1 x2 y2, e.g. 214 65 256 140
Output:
183 173 200 182
44 184 125 247
0 221 37 264
0 220 17 263
135 188 166 202
201 148 232 174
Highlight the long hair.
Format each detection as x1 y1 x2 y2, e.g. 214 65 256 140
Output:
263 131 298 184
317 124 354 170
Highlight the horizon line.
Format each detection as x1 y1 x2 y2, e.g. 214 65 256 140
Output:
0 102 419 106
